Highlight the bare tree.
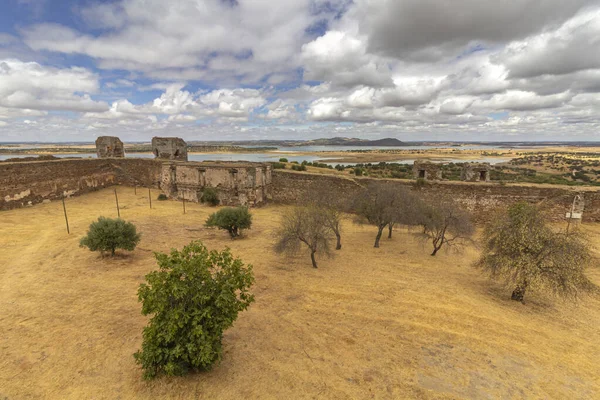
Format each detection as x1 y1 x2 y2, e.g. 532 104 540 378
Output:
475 202 596 302
274 206 334 268
418 198 474 256
354 183 419 248
307 184 347 250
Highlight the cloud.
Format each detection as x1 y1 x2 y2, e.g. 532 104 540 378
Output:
0 59 108 112
499 8 600 78
351 0 596 61
301 31 393 88
21 0 345 84
5 1 600 141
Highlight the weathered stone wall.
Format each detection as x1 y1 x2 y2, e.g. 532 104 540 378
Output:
95 136 125 158
272 170 600 223
0 158 162 210
413 161 442 180
462 162 491 182
152 137 188 161
160 161 272 206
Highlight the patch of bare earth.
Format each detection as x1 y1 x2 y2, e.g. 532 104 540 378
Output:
1 187 599 399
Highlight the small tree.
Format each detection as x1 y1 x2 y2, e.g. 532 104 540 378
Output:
418 199 474 256
307 183 347 250
134 241 255 379
274 206 334 268
79 217 141 256
205 207 252 238
475 202 596 302
354 183 417 248
200 187 220 206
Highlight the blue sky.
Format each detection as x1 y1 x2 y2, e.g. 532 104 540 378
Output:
0 0 599 142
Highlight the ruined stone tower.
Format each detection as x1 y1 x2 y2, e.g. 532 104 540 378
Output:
95 136 125 158
151 137 188 161
413 161 442 181
461 163 491 182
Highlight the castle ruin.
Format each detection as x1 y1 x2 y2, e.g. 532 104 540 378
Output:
95 136 125 158
462 163 491 182
160 161 272 207
413 161 442 181
152 137 188 161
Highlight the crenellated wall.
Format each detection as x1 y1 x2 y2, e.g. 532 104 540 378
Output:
271 170 600 223
3 159 600 223
0 158 162 210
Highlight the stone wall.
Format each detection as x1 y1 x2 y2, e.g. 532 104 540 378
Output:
152 137 188 161
160 161 272 206
461 162 491 182
413 161 443 180
272 170 600 223
0 158 162 210
95 136 125 158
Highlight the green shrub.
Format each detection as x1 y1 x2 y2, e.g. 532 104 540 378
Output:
278 157 288 162
353 167 363 176
79 217 141 256
157 193 168 201
200 187 220 206
134 241 255 379
205 207 252 238
271 162 286 169
290 161 299 164
291 164 307 171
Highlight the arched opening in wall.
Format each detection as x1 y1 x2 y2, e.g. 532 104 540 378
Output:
174 149 180 157
154 149 159 157
479 171 488 181
419 170 426 179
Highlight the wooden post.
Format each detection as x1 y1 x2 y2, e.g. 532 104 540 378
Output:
183 197 186 214
114 188 121 218
134 185 137 195
62 196 70 235
148 188 152 209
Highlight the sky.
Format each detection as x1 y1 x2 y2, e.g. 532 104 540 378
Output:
0 0 599 142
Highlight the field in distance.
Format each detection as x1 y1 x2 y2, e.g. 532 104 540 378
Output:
1 188 600 399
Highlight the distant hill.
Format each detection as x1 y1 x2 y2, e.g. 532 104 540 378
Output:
303 137 406 146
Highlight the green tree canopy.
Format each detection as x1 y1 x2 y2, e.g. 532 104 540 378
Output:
134 241 255 379
79 217 141 256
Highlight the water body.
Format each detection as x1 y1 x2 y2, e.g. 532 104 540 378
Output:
0 152 508 165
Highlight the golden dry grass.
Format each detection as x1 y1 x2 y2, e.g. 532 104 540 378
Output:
1 187 600 399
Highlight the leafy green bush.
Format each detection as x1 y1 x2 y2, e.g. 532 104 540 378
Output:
205 207 252 238
271 162 286 169
353 167 363 176
278 157 288 162
157 193 168 201
200 187 220 206
291 164 307 171
79 217 141 256
134 241 255 379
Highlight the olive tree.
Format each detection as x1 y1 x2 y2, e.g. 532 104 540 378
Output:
418 198 474 256
79 217 141 256
205 207 252 238
475 202 596 302
354 183 417 248
306 183 347 250
274 206 334 268
134 241 254 379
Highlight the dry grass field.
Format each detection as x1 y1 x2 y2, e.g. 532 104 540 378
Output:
1 187 600 399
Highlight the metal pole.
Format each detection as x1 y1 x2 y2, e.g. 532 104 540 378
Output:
114 188 121 218
148 188 152 209
62 196 70 235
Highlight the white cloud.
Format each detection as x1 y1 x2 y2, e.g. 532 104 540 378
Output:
499 8 600 78
0 59 107 112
